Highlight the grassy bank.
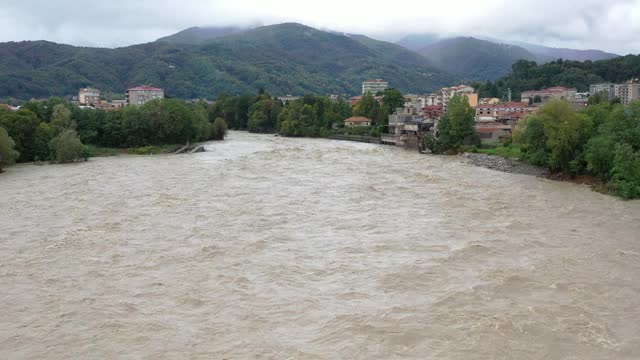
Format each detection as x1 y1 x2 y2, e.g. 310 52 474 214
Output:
84 144 179 157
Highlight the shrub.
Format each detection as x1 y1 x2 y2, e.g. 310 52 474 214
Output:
0 127 19 171
49 129 85 163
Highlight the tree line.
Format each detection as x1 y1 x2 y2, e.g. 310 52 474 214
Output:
208 88 404 137
516 99 640 199
472 56 640 101
423 94 640 199
0 97 228 171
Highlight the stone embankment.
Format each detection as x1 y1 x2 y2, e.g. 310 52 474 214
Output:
461 153 548 177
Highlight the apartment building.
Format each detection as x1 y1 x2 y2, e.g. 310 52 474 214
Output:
78 88 100 106
589 83 615 100
614 80 640 105
362 79 389 94
125 86 164 106
520 86 577 104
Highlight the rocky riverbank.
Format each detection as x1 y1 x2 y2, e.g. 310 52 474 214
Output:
460 153 548 177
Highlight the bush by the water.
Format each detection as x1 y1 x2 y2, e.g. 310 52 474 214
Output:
0 98 229 169
515 100 640 199
424 94 479 154
49 130 85 163
0 127 19 171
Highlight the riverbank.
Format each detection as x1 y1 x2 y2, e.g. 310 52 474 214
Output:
461 153 548 177
460 152 613 194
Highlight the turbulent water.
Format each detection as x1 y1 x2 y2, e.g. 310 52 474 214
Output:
1 131 640 359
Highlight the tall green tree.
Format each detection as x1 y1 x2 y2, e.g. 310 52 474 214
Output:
50 104 75 132
382 89 404 116
353 93 383 124
519 100 593 173
426 95 478 153
0 127 19 171
0 108 40 161
49 129 84 164
210 118 228 140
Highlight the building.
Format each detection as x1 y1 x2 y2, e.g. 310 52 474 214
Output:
78 88 100 106
349 95 383 107
589 83 615 100
440 85 477 109
475 102 536 122
614 79 640 105
475 122 514 143
520 86 577 104
381 103 437 149
344 116 372 127
278 95 300 105
125 86 164 106
422 85 478 110
572 92 590 107
362 79 389 94
479 97 501 105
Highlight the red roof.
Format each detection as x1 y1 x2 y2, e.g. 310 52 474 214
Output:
344 116 372 123
478 102 530 109
127 86 163 91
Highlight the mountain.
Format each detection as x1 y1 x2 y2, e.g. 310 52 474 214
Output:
395 33 441 51
397 33 620 63
156 26 249 44
418 37 537 81
512 41 620 62
0 23 455 100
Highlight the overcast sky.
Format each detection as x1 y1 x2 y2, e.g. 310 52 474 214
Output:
1 0 639 54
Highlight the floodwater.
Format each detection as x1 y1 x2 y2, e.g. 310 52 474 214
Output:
1 131 639 359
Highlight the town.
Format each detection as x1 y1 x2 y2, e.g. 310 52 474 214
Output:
4 77 638 152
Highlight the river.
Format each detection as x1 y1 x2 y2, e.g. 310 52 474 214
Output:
1 131 639 359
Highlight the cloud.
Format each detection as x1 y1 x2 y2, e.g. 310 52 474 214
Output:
0 0 638 53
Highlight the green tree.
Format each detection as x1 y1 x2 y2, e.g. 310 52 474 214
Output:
382 89 404 116
0 108 40 161
542 101 593 173
50 104 75 131
427 95 478 153
49 129 84 163
0 127 19 171
353 92 383 124
611 143 640 199
520 100 593 173
32 123 55 161
518 116 548 166
210 118 228 140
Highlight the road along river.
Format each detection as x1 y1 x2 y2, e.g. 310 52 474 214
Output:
1 131 639 359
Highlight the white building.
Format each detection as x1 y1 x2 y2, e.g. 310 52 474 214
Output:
362 79 389 94
125 86 164 106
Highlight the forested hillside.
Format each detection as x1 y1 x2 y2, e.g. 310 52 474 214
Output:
0 23 454 101
475 56 640 100
418 37 537 81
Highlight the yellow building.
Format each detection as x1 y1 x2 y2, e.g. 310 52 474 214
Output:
344 116 372 127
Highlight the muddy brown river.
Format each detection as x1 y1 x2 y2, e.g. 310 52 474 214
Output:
1 131 639 359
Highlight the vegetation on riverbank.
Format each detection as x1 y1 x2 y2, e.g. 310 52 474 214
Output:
209 88 402 138
476 99 640 199
0 97 228 169
424 94 479 154
475 144 522 158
